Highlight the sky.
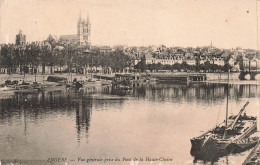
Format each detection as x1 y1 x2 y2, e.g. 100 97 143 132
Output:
0 0 259 49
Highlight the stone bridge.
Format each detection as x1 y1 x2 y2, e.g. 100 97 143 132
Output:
238 71 260 80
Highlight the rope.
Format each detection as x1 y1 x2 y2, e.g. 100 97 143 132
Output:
230 99 233 115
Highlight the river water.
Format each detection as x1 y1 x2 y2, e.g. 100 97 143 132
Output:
0 79 259 165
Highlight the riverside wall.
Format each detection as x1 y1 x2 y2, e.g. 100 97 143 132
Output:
0 73 91 84
0 72 258 85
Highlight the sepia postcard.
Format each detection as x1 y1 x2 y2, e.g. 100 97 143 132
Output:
0 0 260 164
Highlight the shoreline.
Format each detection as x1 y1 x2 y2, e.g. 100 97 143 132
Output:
0 73 91 84
205 80 260 85
0 73 259 85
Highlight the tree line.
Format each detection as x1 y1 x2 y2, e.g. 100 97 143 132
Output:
135 60 233 73
0 43 132 74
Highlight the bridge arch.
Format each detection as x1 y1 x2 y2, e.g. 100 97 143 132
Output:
239 71 259 80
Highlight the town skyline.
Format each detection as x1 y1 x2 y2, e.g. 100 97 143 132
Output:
0 0 259 49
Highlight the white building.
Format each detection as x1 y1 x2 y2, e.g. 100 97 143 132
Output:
228 57 235 66
186 59 196 65
145 53 157 64
210 57 225 66
243 57 260 69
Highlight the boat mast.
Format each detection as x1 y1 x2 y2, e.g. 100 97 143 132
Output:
34 65 37 83
91 51 93 80
223 69 230 139
226 69 229 127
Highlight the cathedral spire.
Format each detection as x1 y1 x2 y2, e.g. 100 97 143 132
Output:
78 10 82 23
77 11 90 46
87 12 90 24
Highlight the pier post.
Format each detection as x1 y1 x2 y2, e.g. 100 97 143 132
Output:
250 73 256 80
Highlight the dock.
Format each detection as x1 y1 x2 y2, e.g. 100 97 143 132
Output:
93 73 208 83
93 74 114 80
155 73 207 82
243 142 260 165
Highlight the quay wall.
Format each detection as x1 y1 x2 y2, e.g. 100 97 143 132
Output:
0 73 91 84
0 72 257 84
149 72 241 81
206 73 240 81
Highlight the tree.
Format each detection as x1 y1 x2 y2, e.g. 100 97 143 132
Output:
29 44 42 74
135 60 146 72
172 63 181 71
67 45 78 73
180 62 189 71
211 64 219 72
162 64 171 70
223 63 232 72
1 45 14 74
108 50 131 73
155 63 162 71
55 47 66 73
236 55 244 70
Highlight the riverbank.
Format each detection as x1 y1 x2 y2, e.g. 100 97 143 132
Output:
0 73 94 84
205 80 260 85
0 72 259 85
149 72 240 80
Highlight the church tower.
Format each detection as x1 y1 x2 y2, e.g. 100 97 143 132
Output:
77 12 84 45
77 12 91 46
16 30 26 45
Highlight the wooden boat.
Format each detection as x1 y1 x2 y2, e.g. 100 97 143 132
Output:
242 141 260 165
88 94 125 100
47 76 67 83
14 84 39 94
231 137 259 153
0 85 15 98
190 70 257 159
0 85 15 92
191 102 257 156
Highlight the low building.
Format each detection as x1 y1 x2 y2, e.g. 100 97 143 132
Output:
145 53 157 64
59 35 78 44
100 46 112 54
242 57 250 69
228 57 235 66
243 57 260 70
186 58 196 65
209 57 225 66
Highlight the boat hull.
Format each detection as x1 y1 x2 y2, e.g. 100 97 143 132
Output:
190 137 205 156
190 118 257 160
230 135 260 153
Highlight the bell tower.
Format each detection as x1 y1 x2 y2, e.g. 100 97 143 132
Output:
77 12 84 45
77 12 91 46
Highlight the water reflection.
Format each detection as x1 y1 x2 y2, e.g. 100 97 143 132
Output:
75 97 92 143
131 83 260 103
0 83 259 164
0 83 259 123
